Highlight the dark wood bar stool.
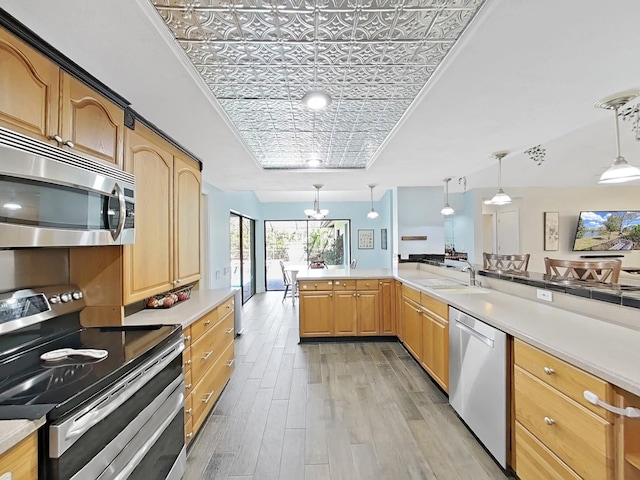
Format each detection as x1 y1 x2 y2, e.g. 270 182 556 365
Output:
483 253 530 272
543 257 622 283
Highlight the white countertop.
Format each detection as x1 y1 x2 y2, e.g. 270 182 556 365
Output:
0 417 45 456
298 266 640 397
124 288 237 329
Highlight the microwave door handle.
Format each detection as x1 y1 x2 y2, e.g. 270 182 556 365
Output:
111 183 126 241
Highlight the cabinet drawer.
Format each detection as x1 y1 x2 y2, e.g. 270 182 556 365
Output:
185 390 193 421
185 416 194 444
184 369 193 396
218 297 234 319
514 366 613 480
183 326 192 349
191 341 234 433
0 431 37 480
515 421 580 480
299 280 334 291
356 279 379 291
191 308 218 342
182 345 191 372
514 339 613 420
419 293 448 319
191 313 234 382
402 285 421 303
333 280 356 290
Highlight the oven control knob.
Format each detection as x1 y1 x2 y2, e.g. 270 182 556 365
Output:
60 292 72 303
49 295 61 304
72 291 83 300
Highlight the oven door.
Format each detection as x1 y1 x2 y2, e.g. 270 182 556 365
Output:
46 339 184 480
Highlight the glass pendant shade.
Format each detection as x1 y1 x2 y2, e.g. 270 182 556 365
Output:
366 184 379 219
486 152 512 205
304 185 329 219
441 177 454 215
595 91 640 184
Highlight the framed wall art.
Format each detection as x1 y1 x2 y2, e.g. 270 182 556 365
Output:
544 211 559 251
358 229 374 249
381 228 388 250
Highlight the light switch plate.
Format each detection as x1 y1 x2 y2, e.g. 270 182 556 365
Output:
536 289 553 302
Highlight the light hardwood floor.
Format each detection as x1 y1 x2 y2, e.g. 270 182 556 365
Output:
184 292 514 480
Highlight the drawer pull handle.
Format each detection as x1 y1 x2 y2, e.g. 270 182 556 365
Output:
185 383 192 390
63 139 75 148
185 408 192 415
353 293 356 297
226 359 235 367
184 335 191 342
49 134 64 143
584 390 640 418
202 350 214 361
225 328 234 334
543 367 555 375
185 360 192 366
186 432 193 439
202 391 215 404
543 417 555 425
204 320 211 325
226 304 231 309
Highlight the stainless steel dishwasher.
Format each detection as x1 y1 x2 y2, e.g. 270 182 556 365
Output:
449 307 507 468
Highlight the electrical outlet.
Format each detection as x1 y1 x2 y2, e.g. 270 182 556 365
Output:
537 289 553 302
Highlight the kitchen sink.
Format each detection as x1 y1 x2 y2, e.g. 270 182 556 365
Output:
417 278 462 287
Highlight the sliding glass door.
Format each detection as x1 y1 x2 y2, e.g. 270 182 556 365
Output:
265 219 350 290
230 213 255 303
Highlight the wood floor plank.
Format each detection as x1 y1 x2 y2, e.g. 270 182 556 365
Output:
273 353 295 400
304 464 331 480
252 399 288 480
260 347 285 388
305 383 329 465
280 429 305 480
351 444 382 480
285 368 307 429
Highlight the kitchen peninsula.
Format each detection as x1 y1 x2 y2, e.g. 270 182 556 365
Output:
297 263 640 479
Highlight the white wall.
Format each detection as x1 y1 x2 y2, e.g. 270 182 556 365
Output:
202 183 231 289
396 186 445 257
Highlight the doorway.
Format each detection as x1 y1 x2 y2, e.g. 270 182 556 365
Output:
230 213 256 304
496 210 520 254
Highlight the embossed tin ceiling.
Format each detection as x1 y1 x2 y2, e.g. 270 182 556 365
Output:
152 0 485 169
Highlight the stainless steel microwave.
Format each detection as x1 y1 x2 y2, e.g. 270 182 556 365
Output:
0 127 135 248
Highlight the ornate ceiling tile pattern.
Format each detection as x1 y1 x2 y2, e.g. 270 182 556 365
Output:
152 0 485 169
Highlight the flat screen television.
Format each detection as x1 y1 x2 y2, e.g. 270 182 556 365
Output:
572 211 640 251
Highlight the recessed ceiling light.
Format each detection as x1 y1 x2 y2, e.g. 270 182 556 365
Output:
307 158 322 168
301 91 332 111
3 202 22 210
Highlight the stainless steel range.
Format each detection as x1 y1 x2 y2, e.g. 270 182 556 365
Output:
0 285 186 480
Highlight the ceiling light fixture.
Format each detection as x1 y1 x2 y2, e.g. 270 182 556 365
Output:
367 184 379 219
594 90 640 184
307 158 322 168
304 184 329 219
486 151 512 205
440 177 454 215
301 90 332 111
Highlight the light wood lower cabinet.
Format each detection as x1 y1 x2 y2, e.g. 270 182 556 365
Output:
514 339 614 480
299 290 334 337
401 285 449 392
379 279 396 335
183 296 235 444
0 431 37 480
356 290 379 336
333 291 357 336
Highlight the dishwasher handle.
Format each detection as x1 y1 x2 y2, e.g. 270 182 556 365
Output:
455 320 494 348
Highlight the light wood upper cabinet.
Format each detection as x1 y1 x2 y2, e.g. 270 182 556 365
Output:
60 73 124 166
0 28 59 142
123 127 174 303
174 155 201 285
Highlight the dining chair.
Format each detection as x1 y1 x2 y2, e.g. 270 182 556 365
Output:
279 260 293 301
483 253 530 272
544 257 622 283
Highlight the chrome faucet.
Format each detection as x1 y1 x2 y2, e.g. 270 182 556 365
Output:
462 260 480 287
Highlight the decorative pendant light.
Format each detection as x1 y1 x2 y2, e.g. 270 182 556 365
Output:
486 151 512 205
366 184 379 219
440 177 454 215
594 90 640 184
304 184 329 219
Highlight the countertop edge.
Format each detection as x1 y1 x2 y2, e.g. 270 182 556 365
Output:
123 288 238 329
0 417 45 456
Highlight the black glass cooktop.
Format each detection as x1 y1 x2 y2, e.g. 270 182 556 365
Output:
0 319 181 420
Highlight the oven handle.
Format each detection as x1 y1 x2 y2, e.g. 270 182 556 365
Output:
51 336 184 457
110 183 126 241
101 386 184 480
